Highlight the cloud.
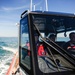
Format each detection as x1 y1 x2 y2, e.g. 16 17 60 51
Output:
1 0 44 11
1 5 30 11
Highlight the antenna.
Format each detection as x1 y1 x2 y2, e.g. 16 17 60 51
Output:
45 0 48 11
34 4 35 11
30 0 32 11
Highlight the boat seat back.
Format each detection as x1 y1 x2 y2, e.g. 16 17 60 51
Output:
55 41 65 47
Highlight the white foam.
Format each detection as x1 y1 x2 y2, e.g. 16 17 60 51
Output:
0 46 18 74
2 46 18 53
0 56 13 75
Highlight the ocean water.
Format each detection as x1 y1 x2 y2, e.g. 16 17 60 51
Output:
0 37 18 75
57 37 69 42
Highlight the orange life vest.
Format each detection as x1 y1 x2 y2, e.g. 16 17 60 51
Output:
38 44 46 56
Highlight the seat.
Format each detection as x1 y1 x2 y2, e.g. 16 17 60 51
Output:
55 41 65 47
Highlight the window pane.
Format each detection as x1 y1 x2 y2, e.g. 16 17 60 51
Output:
20 17 31 69
32 15 75 73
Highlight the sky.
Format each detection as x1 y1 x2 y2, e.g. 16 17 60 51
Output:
0 0 75 37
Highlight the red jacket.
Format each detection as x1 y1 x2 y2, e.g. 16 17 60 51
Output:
38 44 46 56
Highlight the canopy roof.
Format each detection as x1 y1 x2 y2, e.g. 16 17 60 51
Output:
31 11 75 34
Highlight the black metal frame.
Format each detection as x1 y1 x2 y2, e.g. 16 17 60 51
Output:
19 11 75 75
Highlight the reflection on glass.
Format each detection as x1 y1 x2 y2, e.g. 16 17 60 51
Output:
20 17 31 69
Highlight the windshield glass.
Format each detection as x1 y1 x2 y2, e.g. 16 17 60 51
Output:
32 14 75 73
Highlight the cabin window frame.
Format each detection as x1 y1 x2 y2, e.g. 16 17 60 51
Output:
19 12 75 75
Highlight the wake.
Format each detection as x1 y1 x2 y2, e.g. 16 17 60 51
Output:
0 56 13 75
2 46 18 54
0 46 18 75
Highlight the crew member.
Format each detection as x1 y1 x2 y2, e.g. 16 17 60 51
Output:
63 32 75 55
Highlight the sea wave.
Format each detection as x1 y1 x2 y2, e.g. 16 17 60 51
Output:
0 46 18 74
2 46 18 54
0 37 18 75
0 55 14 75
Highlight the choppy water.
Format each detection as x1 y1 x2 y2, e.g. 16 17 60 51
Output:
0 37 18 75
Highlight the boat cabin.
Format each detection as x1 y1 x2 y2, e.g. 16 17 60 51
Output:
19 10 75 75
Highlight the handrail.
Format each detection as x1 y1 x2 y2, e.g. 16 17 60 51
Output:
21 10 28 18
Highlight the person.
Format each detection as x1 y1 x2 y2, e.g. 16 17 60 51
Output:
38 44 46 56
34 33 46 56
48 33 56 42
63 32 75 55
26 41 30 56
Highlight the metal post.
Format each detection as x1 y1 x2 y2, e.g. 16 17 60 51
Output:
30 0 32 11
45 0 48 11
